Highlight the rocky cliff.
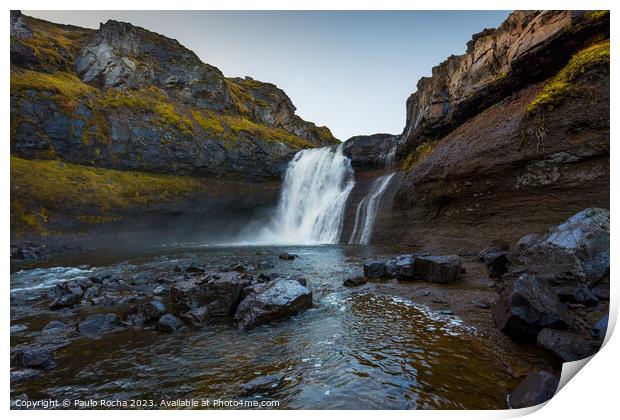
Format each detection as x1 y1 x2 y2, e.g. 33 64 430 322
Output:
368 10 610 250
10 11 338 241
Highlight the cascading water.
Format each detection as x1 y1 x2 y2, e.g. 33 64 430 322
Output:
248 144 355 245
347 173 395 244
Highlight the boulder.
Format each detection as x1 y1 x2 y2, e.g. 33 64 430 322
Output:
592 315 608 341
537 328 600 362
170 272 252 316
391 255 416 280
235 279 312 330
493 274 573 342
278 252 297 260
48 279 94 310
343 277 367 287
124 300 166 327
413 255 462 283
478 240 510 278
78 313 121 336
508 371 559 409
555 285 598 306
363 259 389 278
505 242 586 287
180 306 211 325
543 208 609 284
42 320 70 334
11 347 55 370
157 314 183 332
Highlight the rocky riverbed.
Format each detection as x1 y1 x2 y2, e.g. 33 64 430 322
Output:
10 209 609 409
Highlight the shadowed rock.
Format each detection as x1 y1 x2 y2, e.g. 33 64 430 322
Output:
508 371 559 409
413 255 462 284
493 274 573 342
537 328 600 362
235 279 312 330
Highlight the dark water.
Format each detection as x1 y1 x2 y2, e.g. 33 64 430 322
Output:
11 245 516 409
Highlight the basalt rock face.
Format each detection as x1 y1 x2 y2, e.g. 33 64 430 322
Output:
342 133 400 168
382 10 610 250
10 11 338 241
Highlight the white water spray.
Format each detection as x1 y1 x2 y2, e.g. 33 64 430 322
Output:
248 144 355 245
348 173 395 245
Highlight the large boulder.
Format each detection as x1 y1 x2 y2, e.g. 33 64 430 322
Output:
78 313 121 336
537 328 600 362
493 274 573 342
363 259 389 279
235 279 312 330
505 241 586 287
48 279 93 310
508 371 559 409
478 240 510 279
124 300 166 327
170 272 253 316
543 208 610 284
413 255 462 283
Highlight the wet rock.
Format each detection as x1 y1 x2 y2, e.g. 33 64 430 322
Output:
49 292 82 310
171 272 252 315
493 274 573 342
363 259 388 278
48 279 94 310
278 252 297 260
232 263 248 273
257 273 272 283
258 261 274 270
543 208 609 284
10 324 28 335
413 255 462 283
343 277 367 287
438 309 454 315
124 300 166 327
42 320 70 333
478 240 510 279
11 347 55 369
235 279 313 330
157 314 183 332
131 272 152 286
592 315 608 341
10 242 50 262
296 277 307 287
89 275 104 284
555 285 598 306
505 241 586 287
152 285 168 296
508 371 559 409
391 255 416 280
241 374 285 395
78 313 121 336
537 328 600 362
180 306 211 325
472 300 491 309
185 264 205 274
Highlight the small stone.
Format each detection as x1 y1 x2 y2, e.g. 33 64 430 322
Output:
157 314 183 332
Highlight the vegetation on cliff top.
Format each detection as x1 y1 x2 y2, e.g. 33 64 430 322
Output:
528 40 610 115
11 155 207 235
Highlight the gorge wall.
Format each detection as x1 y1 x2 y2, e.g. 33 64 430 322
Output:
10 11 338 243
346 10 610 251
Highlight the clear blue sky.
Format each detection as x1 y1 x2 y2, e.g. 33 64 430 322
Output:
25 10 510 140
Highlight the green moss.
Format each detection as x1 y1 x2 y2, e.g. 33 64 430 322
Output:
11 155 207 215
11 70 97 107
191 110 224 133
585 10 609 22
223 115 315 149
402 141 436 171
527 40 609 115
17 16 92 69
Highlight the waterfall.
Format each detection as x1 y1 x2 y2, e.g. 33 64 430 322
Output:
249 144 355 245
348 173 395 245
